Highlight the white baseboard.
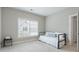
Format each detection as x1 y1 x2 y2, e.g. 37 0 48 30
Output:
13 38 37 45
0 37 38 48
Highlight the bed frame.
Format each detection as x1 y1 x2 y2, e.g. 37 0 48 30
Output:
58 33 66 49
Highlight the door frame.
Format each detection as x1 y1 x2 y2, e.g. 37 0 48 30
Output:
69 13 79 51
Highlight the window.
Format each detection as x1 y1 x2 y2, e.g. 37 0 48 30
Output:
18 18 38 38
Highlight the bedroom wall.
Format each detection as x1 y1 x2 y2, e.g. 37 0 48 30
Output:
46 7 79 39
2 7 45 42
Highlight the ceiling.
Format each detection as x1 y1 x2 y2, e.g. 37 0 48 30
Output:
14 7 68 16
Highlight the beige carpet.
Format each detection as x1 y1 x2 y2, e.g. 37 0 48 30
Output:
0 40 77 52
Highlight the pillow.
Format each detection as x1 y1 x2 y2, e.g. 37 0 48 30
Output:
48 34 55 37
59 35 64 40
46 32 56 37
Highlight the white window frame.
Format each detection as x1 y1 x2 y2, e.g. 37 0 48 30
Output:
18 18 38 38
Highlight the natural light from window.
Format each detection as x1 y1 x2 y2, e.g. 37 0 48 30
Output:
18 18 38 38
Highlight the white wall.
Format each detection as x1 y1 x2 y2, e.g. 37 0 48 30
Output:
2 7 79 42
2 7 45 42
46 7 79 39
0 7 1 42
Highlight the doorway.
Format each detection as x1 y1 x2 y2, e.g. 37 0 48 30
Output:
69 13 78 51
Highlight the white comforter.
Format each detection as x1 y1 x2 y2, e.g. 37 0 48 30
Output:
39 35 58 48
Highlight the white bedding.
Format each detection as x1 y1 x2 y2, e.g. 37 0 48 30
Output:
39 32 65 48
39 36 58 48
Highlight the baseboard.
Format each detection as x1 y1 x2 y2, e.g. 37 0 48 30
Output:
0 37 38 48
13 38 38 45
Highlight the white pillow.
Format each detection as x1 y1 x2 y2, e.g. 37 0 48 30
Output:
59 35 64 40
45 32 56 37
